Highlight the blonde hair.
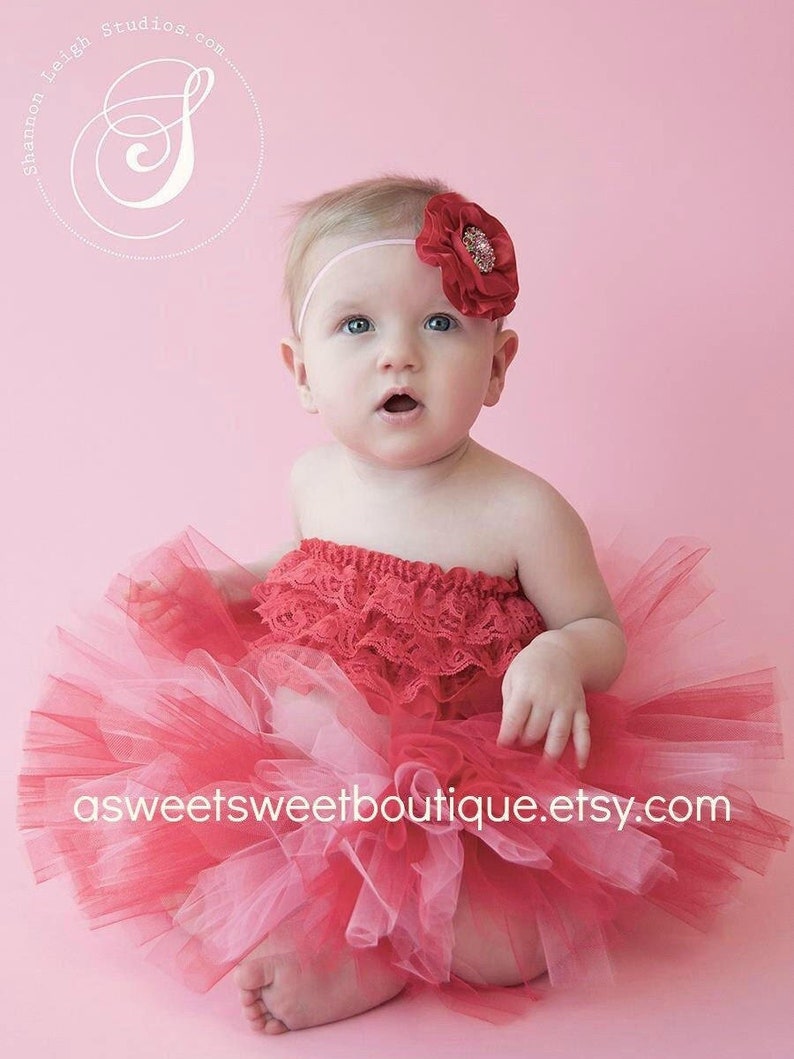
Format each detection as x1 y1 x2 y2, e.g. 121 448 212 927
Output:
278 172 505 336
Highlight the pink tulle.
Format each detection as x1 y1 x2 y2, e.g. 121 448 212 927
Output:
17 526 790 1023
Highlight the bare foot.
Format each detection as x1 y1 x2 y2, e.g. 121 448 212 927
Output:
234 934 409 1033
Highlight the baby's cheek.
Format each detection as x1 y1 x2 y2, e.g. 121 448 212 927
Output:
454 379 492 418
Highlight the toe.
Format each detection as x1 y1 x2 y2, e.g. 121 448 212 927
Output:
243 1000 265 1023
264 1015 289 1035
239 987 263 1009
248 1014 269 1034
240 994 269 1033
234 956 276 992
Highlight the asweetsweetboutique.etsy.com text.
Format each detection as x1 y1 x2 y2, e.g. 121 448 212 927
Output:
71 787 735 833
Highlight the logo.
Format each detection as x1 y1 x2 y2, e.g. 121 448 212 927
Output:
22 16 264 258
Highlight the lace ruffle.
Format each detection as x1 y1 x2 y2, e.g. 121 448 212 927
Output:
251 538 546 708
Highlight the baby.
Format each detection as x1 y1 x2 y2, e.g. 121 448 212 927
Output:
232 174 627 1033
25 173 780 1037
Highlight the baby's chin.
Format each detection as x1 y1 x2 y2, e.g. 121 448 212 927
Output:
338 435 475 473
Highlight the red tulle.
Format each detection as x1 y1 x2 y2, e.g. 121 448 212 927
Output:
16 527 790 1022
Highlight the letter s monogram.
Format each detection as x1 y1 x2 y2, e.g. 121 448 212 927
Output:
70 58 215 240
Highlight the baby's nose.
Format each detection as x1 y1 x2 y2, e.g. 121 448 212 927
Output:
376 335 421 371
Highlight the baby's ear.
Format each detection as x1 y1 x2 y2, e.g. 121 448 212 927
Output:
280 338 318 414
497 328 519 371
483 328 519 407
280 338 299 375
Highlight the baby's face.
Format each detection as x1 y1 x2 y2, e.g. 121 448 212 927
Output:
282 235 517 468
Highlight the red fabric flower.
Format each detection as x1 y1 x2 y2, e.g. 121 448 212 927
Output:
415 192 519 320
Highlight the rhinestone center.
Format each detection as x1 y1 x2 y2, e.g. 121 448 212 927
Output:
462 224 496 273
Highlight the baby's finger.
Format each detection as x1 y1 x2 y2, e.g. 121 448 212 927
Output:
541 712 572 761
518 705 553 747
497 697 532 746
123 578 153 601
572 711 591 770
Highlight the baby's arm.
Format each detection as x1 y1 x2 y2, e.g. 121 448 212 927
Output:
240 540 300 584
124 453 306 611
498 479 627 769
215 452 308 590
122 539 300 620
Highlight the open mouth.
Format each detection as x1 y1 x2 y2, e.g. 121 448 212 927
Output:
381 394 419 412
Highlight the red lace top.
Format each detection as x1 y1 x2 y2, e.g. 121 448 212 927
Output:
251 538 546 719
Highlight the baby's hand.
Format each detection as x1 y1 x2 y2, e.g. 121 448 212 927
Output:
497 639 590 769
120 578 185 636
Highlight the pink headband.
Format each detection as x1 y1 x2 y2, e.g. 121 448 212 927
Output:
295 192 519 339
297 239 414 338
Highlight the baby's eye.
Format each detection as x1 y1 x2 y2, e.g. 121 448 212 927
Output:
425 314 457 332
341 316 372 335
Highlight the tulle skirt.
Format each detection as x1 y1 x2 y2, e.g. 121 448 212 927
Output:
16 526 791 1023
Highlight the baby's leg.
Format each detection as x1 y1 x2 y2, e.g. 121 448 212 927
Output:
234 848 546 1033
450 856 548 987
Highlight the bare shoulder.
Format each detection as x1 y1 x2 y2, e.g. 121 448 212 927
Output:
288 443 340 537
491 457 580 530
489 458 620 631
471 447 559 516
289 443 335 501
244 538 299 582
242 448 335 582
289 443 334 487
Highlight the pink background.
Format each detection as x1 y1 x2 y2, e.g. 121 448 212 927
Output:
3 1 792 1055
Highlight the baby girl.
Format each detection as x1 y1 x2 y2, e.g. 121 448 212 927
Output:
19 173 788 1036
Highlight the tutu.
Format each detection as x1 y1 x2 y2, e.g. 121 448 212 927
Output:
17 527 791 1023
